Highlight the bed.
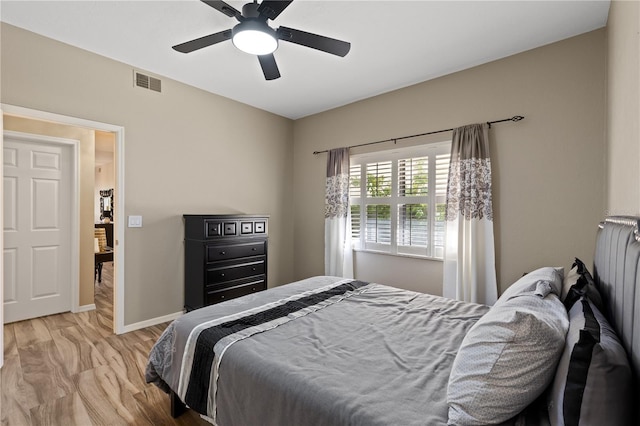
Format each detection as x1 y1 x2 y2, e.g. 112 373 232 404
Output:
146 216 639 425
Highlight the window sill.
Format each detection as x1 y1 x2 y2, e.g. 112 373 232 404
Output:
352 248 444 262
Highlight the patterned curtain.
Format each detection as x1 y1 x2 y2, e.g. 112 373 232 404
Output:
324 148 353 278
443 123 498 305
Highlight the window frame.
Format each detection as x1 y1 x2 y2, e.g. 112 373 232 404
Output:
350 142 451 260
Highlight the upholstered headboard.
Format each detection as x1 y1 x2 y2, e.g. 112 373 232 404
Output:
593 216 640 411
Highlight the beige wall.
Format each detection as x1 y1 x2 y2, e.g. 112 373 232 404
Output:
293 30 607 294
3 115 96 306
1 23 295 325
606 0 640 215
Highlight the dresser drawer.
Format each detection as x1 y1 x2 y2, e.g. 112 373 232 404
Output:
206 279 266 305
206 258 265 284
206 241 265 262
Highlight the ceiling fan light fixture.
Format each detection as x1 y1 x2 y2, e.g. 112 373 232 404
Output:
173 0 351 81
232 20 278 55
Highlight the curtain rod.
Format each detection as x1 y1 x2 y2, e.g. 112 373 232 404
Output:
312 115 525 155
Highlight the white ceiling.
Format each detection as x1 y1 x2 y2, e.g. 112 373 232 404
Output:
1 1 610 119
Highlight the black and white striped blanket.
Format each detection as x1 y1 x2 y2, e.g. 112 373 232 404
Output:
178 279 369 421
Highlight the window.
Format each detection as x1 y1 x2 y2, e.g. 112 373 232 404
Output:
350 143 451 259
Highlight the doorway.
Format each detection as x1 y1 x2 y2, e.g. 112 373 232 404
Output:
1 104 126 334
94 131 116 331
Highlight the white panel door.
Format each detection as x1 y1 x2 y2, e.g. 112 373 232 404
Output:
3 136 72 323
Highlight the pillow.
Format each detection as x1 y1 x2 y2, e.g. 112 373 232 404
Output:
548 295 632 425
560 262 580 300
495 266 564 307
562 258 604 312
447 281 569 425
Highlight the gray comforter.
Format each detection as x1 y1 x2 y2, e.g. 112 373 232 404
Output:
146 276 489 426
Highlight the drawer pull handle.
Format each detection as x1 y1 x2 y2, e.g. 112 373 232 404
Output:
252 248 257 251
220 273 225 277
252 267 256 271
221 295 225 299
252 287 256 291
220 251 226 255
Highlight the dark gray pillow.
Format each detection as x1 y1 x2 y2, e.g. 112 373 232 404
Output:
548 295 632 425
562 258 603 312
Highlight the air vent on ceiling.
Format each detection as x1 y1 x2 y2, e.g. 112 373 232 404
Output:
133 71 162 93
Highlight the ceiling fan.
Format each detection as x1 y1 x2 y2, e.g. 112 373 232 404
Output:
172 0 351 80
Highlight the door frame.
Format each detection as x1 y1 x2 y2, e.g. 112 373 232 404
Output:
3 130 80 318
2 104 127 335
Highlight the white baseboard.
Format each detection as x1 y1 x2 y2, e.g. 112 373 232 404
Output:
119 311 183 334
75 304 96 313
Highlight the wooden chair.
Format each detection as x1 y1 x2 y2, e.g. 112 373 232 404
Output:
94 226 113 283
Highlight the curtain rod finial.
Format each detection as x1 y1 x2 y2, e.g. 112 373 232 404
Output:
512 115 524 122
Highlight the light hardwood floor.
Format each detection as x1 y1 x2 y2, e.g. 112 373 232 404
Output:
1 262 209 425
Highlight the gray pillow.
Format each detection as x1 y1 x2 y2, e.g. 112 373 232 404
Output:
447 282 568 425
561 263 580 300
548 295 632 425
496 266 563 307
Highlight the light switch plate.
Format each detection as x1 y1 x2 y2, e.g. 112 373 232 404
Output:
128 215 143 228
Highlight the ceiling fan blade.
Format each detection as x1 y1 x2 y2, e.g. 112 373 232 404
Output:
172 29 232 53
257 1 293 20
258 54 281 80
276 26 350 57
201 0 242 20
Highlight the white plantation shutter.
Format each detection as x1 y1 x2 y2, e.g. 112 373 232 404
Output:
434 153 450 257
397 203 428 246
366 205 392 244
364 161 392 247
350 143 450 258
366 161 392 197
435 154 450 194
349 164 361 242
398 156 429 251
398 157 428 196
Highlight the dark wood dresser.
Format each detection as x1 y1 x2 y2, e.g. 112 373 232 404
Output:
183 214 268 311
